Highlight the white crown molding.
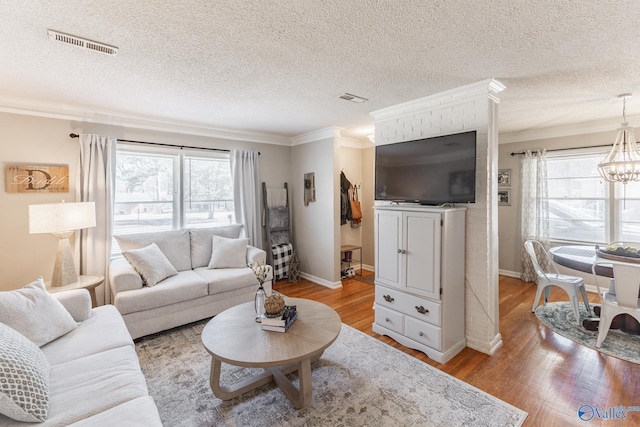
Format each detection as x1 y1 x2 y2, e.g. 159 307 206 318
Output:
291 126 342 145
370 79 505 121
498 114 640 144
0 96 292 145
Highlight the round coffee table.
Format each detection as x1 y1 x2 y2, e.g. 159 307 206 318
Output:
201 297 341 408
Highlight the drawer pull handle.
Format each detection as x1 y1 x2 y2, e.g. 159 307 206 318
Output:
419 331 424 337
385 317 391 323
383 295 394 303
415 305 429 315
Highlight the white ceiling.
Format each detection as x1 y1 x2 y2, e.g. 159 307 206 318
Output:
1 0 640 143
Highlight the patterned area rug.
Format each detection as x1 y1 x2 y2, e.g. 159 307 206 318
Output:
535 302 640 364
135 320 527 426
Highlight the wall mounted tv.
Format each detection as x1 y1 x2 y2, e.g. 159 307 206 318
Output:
375 130 477 205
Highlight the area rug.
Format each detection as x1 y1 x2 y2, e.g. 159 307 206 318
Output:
135 321 527 426
535 302 640 364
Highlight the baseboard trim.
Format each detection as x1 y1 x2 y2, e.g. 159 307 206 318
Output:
300 272 342 289
498 269 521 278
466 332 503 356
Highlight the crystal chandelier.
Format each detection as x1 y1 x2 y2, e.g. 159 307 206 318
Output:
597 93 640 184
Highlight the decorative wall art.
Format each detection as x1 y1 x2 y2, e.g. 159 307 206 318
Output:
304 172 315 206
498 189 511 206
498 169 511 187
5 164 69 193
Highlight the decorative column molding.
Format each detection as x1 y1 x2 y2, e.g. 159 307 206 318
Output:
370 79 506 356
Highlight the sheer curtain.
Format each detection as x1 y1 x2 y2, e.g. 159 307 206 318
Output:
231 149 262 249
520 148 550 282
76 134 117 305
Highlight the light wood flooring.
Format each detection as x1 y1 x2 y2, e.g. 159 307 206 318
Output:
273 272 640 426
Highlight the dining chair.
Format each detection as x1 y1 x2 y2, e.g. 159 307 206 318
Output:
524 240 592 325
592 260 640 348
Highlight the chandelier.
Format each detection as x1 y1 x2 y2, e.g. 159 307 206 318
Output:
597 93 640 184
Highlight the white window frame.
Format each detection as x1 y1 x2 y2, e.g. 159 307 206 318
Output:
546 147 636 245
113 143 232 255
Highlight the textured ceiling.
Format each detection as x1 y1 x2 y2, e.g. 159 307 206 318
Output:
1 0 640 142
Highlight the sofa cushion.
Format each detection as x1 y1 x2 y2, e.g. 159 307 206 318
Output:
194 267 258 295
41 305 134 366
189 224 244 268
114 270 208 315
123 243 178 287
67 396 161 427
0 277 78 347
115 229 192 271
0 323 49 422
42 346 149 427
208 236 249 269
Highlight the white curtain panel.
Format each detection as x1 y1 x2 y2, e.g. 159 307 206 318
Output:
76 134 117 305
230 150 263 249
520 148 550 282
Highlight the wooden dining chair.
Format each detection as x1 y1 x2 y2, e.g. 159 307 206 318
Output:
524 240 592 325
592 260 640 348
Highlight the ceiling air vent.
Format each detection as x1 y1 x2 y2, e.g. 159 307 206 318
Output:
47 30 118 56
339 93 368 103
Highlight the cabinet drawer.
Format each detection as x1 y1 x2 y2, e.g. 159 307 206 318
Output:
374 305 404 334
375 286 441 327
405 316 442 351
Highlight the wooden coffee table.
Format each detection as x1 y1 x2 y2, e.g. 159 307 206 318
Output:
201 298 341 408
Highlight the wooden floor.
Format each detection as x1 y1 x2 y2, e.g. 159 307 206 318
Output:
274 272 640 426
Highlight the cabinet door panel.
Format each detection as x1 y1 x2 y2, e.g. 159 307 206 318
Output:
375 210 402 288
404 212 441 299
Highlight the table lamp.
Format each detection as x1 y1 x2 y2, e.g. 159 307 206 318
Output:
29 201 96 287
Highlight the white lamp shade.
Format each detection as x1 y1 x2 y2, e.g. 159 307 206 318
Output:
29 201 96 234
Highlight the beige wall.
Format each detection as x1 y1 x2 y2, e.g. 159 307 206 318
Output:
0 112 291 291
498 129 616 275
291 138 341 286
361 145 375 267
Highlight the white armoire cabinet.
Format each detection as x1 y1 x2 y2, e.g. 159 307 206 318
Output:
372 205 466 363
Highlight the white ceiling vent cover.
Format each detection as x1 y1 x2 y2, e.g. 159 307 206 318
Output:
339 93 368 103
47 30 118 56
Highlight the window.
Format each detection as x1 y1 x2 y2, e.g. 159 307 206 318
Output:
113 145 233 255
546 150 640 244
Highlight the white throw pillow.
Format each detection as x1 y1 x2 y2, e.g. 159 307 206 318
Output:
123 242 178 287
208 236 249 269
0 277 78 347
0 323 49 422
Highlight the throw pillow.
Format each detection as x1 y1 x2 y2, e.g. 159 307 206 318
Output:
0 277 78 347
123 242 178 287
208 236 249 269
0 323 49 422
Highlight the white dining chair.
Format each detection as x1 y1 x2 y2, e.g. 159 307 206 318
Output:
524 240 592 325
592 260 640 348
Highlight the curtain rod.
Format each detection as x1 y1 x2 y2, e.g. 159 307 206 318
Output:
510 143 612 156
69 133 260 155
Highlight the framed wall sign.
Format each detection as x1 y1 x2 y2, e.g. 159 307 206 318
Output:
5 164 69 193
498 169 511 187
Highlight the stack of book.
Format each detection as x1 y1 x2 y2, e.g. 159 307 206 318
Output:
261 305 297 332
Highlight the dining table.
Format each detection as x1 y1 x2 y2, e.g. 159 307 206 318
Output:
549 245 640 334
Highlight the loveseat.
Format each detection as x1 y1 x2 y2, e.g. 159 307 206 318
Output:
0 278 161 426
109 225 273 339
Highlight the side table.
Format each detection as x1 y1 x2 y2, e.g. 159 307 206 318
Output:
47 275 104 308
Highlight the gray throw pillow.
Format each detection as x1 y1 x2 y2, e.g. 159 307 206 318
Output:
0 323 49 422
0 277 78 347
123 242 178 287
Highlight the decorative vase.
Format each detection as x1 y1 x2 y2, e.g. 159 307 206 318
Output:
255 282 267 322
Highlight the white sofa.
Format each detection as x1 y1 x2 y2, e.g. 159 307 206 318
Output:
109 225 273 339
0 287 162 426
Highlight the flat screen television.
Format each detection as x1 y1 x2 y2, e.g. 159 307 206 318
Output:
375 130 477 205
